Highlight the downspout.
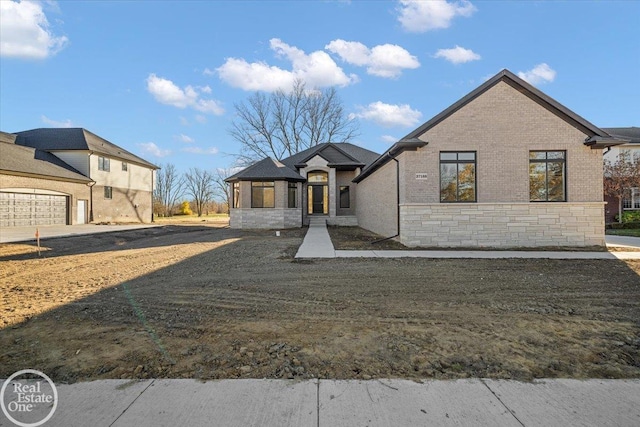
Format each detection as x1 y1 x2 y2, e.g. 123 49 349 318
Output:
87 153 94 222
372 152 400 244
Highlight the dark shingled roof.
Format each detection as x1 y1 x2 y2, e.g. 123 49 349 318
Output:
603 127 640 143
0 141 92 183
280 143 379 170
14 128 159 169
226 158 305 182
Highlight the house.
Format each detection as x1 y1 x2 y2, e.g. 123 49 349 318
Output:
601 127 640 223
225 143 379 229
227 69 625 248
0 128 158 227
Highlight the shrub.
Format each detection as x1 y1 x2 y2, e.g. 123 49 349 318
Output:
177 201 193 215
615 211 640 223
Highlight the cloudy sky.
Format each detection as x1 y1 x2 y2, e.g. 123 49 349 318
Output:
1 0 638 172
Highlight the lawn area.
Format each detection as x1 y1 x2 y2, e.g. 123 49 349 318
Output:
153 213 229 224
1 225 639 383
607 228 640 238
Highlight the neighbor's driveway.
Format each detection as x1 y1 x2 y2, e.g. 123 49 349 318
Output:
606 235 640 249
0 223 161 243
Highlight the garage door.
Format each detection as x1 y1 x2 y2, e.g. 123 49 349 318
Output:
0 192 68 227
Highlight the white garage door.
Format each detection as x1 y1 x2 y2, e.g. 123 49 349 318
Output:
0 192 68 227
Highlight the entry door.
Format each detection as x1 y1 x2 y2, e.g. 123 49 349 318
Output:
312 186 324 214
77 200 86 224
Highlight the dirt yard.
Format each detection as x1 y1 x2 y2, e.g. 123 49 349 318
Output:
1 224 639 383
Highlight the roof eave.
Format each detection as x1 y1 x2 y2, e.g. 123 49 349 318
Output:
584 136 629 149
353 139 428 183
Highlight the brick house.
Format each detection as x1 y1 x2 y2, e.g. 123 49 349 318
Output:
1 128 158 227
228 69 625 248
601 127 640 223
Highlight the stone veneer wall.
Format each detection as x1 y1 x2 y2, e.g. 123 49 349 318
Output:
230 208 301 229
399 202 605 248
327 216 358 226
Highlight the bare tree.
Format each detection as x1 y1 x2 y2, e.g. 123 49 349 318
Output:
604 150 640 223
213 168 233 213
184 168 215 217
153 163 184 217
230 79 358 163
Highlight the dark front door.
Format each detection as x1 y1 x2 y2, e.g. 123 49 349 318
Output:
312 185 324 214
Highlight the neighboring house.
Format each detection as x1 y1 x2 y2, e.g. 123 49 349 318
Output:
601 127 640 223
0 128 158 227
226 143 379 229
228 69 626 248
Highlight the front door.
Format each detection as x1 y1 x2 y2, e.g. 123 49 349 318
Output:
312 185 324 214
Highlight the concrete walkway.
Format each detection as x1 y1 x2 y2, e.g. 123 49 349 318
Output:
2 378 637 427
0 223 161 244
295 221 640 260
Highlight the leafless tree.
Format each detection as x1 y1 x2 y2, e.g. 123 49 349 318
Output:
212 168 234 213
184 168 215 217
604 150 640 223
153 163 184 217
230 79 358 163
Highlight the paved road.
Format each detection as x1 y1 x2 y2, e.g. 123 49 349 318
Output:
0 223 161 243
606 234 640 249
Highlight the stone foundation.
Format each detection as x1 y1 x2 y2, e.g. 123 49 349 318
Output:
230 208 301 229
400 202 605 248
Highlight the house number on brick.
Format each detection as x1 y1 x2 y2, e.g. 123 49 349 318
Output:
415 173 428 180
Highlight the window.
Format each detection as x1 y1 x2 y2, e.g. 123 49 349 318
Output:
232 182 240 209
288 182 297 208
440 152 476 202
339 186 350 208
307 171 328 183
529 151 566 202
251 181 275 208
104 186 112 199
623 188 640 210
122 162 128 171
98 156 110 172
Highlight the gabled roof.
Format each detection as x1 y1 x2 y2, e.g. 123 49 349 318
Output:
602 127 640 144
14 128 159 169
0 141 92 183
280 142 379 170
403 69 611 142
225 157 305 182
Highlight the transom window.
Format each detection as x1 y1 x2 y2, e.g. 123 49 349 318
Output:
251 181 275 208
288 182 297 208
307 171 328 183
232 182 240 208
440 152 476 202
98 156 110 172
529 151 566 202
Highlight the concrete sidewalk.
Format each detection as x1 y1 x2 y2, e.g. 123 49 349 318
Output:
0 223 161 244
1 378 638 427
294 221 640 260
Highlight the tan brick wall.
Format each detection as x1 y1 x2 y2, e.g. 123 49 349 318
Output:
335 170 356 216
402 81 604 204
400 202 605 248
356 159 397 237
93 185 153 223
0 173 90 224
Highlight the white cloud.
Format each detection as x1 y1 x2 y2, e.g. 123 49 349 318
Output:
350 102 422 128
517 63 556 85
138 142 171 158
434 45 480 64
41 115 74 128
217 38 358 92
203 68 215 76
397 0 476 32
195 115 207 124
182 146 219 155
381 135 398 143
146 74 224 115
198 85 212 94
326 40 420 78
0 0 68 59
175 134 194 143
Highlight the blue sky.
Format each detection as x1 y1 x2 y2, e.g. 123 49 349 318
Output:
1 0 639 173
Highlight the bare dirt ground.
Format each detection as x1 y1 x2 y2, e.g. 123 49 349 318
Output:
1 224 639 383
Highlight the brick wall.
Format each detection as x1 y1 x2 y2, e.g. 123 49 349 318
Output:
400 202 605 248
355 160 398 237
230 208 301 229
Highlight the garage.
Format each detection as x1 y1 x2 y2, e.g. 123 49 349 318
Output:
0 191 69 227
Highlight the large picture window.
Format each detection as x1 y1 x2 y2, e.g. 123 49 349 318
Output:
251 181 275 208
98 156 110 172
440 152 476 202
623 188 640 209
529 151 566 202
232 182 240 208
288 182 297 208
339 186 350 208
